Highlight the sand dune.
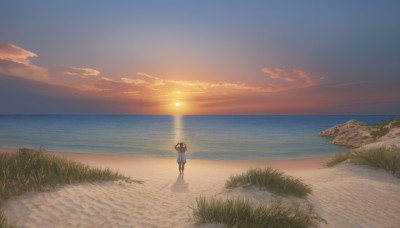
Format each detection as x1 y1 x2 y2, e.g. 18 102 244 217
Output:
2 150 400 227
299 164 400 227
358 136 400 150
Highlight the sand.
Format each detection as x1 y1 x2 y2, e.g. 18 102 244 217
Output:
359 136 400 150
2 147 400 227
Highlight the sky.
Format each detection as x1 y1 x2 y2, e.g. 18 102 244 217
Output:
0 0 399 114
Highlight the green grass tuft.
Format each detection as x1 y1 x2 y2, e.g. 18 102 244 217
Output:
370 118 400 139
225 167 312 198
325 147 400 178
0 148 140 226
0 148 136 200
350 147 400 177
0 207 16 228
0 208 14 228
371 127 389 139
324 151 352 167
371 118 400 129
192 197 326 228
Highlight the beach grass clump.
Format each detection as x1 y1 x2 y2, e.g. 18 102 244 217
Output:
350 147 400 178
192 197 326 228
325 147 400 178
324 151 352 167
0 148 134 201
0 148 137 227
371 118 400 129
371 118 400 139
371 127 390 140
225 167 312 198
0 209 8 228
0 208 14 228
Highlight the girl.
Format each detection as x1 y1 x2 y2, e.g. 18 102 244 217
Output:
174 142 187 174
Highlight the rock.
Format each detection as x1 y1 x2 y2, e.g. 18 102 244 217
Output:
320 118 400 148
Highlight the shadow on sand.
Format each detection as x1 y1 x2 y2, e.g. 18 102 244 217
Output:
170 174 189 193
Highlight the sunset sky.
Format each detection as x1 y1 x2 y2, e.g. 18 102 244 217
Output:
1 1 399 114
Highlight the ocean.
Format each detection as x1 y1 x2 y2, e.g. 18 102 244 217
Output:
0 115 397 160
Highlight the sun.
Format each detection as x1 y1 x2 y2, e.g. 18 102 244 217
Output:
175 102 181 107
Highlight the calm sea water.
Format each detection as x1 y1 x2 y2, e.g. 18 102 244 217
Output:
0 115 397 160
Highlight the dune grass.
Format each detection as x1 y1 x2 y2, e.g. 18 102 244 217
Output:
370 118 400 139
325 147 400 178
324 151 353 167
225 167 312 198
0 209 8 228
192 197 326 228
371 127 390 140
0 148 135 200
0 148 138 227
0 208 14 228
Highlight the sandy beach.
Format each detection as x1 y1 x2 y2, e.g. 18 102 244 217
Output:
2 0 399 226
2 144 400 227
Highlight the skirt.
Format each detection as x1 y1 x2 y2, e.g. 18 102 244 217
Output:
177 152 186 164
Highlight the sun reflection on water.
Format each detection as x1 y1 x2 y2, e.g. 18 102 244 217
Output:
174 115 184 143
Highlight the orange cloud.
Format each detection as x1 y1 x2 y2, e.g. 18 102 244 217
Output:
261 67 323 91
120 77 148 85
0 41 49 82
81 68 324 105
0 42 327 114
135 72 269 93
64 67 100 77
0 41 37 64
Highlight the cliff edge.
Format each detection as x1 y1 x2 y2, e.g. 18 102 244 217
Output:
320 118 400 148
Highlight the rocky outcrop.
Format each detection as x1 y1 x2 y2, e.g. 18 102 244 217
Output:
320 118 400 148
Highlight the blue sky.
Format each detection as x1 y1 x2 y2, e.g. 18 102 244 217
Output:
0 1 399 114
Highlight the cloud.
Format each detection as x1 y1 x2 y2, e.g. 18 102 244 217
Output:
64 67 100 77
136 72 166 88
0 41 37 64
261 67 323 91
0 59 48 82
135 72 267 93
86 68 324 105
0 73 158 114
0 42 340 114
0 41 49 82
133 68 322 94
120 77 148 85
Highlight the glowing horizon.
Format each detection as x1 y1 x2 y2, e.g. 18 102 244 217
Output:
0 1 399 114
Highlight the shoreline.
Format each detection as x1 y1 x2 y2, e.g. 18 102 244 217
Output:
0 146 330 171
